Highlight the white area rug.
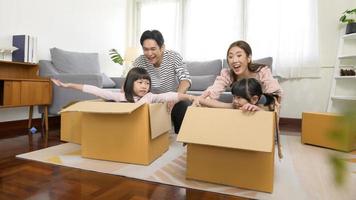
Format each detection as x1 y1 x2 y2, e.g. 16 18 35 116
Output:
17 135 356 200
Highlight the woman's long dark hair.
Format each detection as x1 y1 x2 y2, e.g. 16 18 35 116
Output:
227 40 267 84
231 78 275 109
123 67 151 102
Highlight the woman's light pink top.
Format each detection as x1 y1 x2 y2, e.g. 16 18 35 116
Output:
82 85 179 103
202 67 283 99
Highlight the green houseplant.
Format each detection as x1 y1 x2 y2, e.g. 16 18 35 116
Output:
339 8 356 34
109 49 123 65
109 48 140 77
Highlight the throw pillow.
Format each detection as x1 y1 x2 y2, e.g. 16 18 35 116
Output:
101 73 116 88
190 75 217 91
50 47 101 74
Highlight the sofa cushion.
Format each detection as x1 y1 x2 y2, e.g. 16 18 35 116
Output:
186 59 222 91
50 47 101 74
223 57 273 71
101 73 116 88
190 75 217 91
186 59 222 76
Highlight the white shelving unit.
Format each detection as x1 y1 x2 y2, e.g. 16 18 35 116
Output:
327 33 356 113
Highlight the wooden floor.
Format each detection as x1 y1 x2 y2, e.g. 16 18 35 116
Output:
0 129 250 200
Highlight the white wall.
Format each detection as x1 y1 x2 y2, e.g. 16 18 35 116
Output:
0 0 127 122
0 0 355 121
279 0 355 118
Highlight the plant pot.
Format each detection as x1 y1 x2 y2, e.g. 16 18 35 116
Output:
345 22 356 34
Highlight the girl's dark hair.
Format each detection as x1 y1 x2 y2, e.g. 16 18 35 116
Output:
227 40 267 83
231 78 275 108
140 30 164 48
123 67 151 102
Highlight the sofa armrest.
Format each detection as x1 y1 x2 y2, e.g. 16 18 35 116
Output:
110 77 125 89
39 60 59 77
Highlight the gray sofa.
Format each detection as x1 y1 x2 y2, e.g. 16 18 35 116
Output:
39 48 121 115
106 57 273 103
39 47 272 115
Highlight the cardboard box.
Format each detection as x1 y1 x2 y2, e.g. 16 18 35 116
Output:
60 100 94 144
60 111 82 144
177 107 276 193
302 112 356 152
60 101 171 165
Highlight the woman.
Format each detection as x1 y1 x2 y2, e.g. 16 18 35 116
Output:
133 30 191 134
201 40 283 102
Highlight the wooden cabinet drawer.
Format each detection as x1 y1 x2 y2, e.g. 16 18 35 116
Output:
21 81 51 105
3 81 21 106
1 80 51 106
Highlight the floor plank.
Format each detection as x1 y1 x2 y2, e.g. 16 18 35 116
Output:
0 130 250 200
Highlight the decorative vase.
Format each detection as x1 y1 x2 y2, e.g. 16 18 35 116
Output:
345 22 356 34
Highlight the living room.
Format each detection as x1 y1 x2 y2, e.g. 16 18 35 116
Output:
0 0 355 199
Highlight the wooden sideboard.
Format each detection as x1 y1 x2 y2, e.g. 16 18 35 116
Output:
0 60 52 142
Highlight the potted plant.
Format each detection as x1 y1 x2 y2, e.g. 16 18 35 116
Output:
339 8 356 34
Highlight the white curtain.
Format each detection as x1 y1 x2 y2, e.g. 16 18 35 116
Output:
132 0 320 78
136 0 182 51
246 0 320 78
182 0 243 60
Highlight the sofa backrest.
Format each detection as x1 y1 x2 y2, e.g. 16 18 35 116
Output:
50 47 101 74
40 48 116 87
185 59 222 91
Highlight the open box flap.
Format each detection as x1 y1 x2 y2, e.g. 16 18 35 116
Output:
177 107 275 152
149 103 172 139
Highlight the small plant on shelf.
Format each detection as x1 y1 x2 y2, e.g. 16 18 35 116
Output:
339 8 356 34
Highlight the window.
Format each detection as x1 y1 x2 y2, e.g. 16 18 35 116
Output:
130 0 319 78
136 0 182 50
246 0 320 78
182 0 243 60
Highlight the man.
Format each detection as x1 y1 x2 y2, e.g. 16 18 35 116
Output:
133 30 191 133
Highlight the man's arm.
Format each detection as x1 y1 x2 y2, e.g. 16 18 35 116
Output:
177 80 191 94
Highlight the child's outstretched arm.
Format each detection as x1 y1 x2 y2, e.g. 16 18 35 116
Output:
145 92 199 105
51 78 126 102
51 78 83 91
177 93 198 103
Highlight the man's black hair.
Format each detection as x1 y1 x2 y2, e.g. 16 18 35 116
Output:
140 30 164 48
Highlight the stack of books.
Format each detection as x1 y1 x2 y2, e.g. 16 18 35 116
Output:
12 35 38 63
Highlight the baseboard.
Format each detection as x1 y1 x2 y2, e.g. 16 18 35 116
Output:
0 116 301 139
0 116 60 139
